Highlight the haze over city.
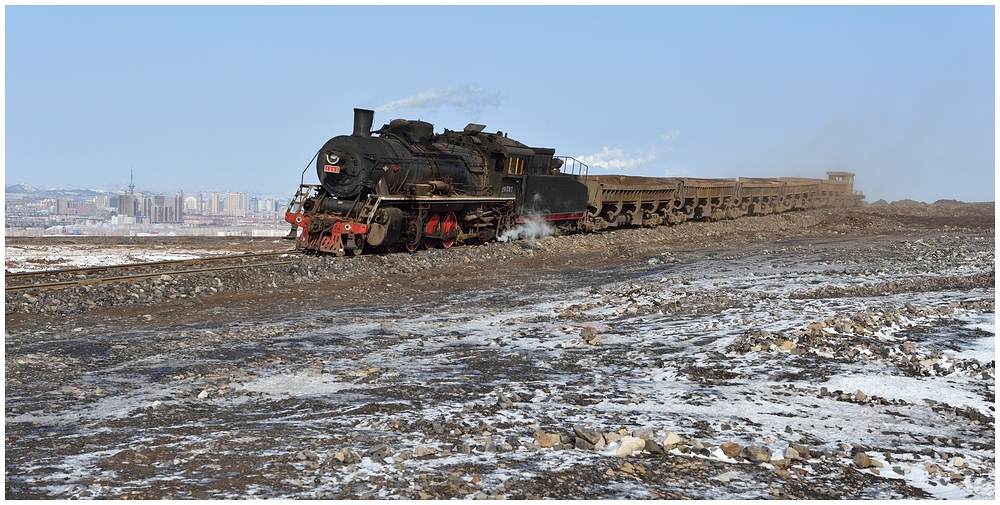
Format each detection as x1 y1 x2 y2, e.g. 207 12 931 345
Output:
5 5 995 203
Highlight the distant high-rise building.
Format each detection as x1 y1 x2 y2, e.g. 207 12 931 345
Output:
117 192 135 217
196 191 204 213
210 192 220 215
93 195 113 209
68 200 97 216
172 190 184 222
137 193 153 220
225 192 250 217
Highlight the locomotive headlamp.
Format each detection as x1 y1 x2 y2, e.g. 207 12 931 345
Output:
326 151 341 165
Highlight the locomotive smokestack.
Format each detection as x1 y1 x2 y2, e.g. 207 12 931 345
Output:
353 108 374 137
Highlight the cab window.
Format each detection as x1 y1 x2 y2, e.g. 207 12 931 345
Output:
506 157 524 175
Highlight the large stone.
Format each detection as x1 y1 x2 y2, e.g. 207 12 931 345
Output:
413 446 438 458
366 444 392 459
632 428 655 440
615 436 646 457
574 425 605 446
662 431 681 448
788 443 811 459
497 392 513 409
741 446 771 463
533 430 559 448
644 439 664 454
333 449 361 465
784 446 801 460
720 442 742 458
853 452 871 469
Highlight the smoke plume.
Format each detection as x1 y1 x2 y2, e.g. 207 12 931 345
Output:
577 147 657 171
375 86 505 115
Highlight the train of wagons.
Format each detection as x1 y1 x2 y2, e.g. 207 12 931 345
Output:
284 108 864 255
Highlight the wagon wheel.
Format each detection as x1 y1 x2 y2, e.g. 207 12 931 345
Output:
441 212 458 248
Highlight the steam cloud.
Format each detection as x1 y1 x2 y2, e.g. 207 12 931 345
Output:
577 147 657 171
497 218 556 244
375 86 505 115
498 194 556 244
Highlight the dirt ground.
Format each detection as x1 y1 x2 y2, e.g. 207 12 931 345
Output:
4 201 995 499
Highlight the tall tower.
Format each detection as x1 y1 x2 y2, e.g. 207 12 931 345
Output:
128 168 137 217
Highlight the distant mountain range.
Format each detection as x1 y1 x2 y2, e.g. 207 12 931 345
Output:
5 184 119 198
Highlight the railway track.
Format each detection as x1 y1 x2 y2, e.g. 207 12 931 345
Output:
5 251 302 293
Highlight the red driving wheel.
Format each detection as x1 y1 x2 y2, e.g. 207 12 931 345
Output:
441 212 458 248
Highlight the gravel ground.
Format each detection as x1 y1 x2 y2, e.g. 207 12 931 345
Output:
4 200 995 499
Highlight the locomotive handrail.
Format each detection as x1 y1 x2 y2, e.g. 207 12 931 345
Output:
555 156 589 178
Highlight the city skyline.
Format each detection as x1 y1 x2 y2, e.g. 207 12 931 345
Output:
5 5 994 204
6 185 292 237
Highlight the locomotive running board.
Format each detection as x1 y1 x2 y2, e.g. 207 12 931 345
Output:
358 195 517 229
371 196 516 203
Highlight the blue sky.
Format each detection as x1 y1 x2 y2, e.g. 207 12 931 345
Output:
4 5 995 202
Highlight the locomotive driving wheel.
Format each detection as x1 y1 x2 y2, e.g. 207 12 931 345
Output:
424 213 442 249
441 212 458 248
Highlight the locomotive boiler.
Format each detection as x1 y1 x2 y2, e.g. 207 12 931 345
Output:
285 109 863 255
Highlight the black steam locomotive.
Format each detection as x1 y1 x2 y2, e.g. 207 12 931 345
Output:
285 108 589 254
284 109 862 255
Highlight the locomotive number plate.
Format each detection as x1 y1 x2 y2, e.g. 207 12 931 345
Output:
324 165 341 173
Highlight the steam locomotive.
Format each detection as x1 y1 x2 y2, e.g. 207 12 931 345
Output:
284 108 862 255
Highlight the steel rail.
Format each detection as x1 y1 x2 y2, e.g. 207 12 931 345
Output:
5 260 299 293
5 250 300 282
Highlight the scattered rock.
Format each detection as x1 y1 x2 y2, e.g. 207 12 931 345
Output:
720 442 742 459
784 446 800 460
662 431 681 448
631 427 654 440
740 446 771 463
615 436 646 457
573 425 605 448
853 452 871 469
533 430 559 449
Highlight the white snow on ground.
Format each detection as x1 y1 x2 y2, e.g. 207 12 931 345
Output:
7 244 994 499
4 244 231 272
